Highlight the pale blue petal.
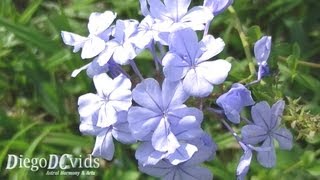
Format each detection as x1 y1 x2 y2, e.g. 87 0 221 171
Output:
254 36 271 64
270 100 285 130
173 116 203 140
139 0 150 16
251 101 272 130
241 125 268 145
86 58 109 78
93 73 114 97
257 64 269 80
222 104 241 123
113 73 131 90
88 11 116 35
61 31 87 53
131 16 155 49
236 142 252 179
167 143 198 165
132 78 163 112
128 106 161 140
97 103 117 127
96 41 118 66
166 166 213 180
184 134 217 165
108 97 132 112
148 0 170 21
79 116 104 136
183 69 213 97
257 137 276 168
216 83 255 123
272 128 293 150
168 106 203 126
78 93 102 117
204 0 234 15
161 79 189 109
112 117 136 144
81 36 105 59
169 28 199 64
152 117 180 153
92 129 114 160
138 160 172 177
196 60 231 84
197 36 225 63
164 0 191 21
113 44 136 65
180 6 213 30
135 142 167 166
162 52 190 81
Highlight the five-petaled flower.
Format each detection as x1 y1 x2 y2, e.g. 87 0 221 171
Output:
241 100 293 167
61 11 116 59
128 78 203 155
163 28 231 97
140 0 213 32
139 133 216 180
80 111 135 160
78 73 132 127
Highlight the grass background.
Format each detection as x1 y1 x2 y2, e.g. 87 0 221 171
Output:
0 0 319 179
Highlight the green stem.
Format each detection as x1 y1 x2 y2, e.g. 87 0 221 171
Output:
228 6 256 76
278 56 320 68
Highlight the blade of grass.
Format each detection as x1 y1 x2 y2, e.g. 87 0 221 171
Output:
0 121 40 169
18 0 43 24
0 17 59 53
16 127 52 179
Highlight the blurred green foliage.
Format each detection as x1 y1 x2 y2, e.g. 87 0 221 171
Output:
0 0 319 179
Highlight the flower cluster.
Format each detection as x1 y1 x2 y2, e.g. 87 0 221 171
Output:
61 0 293 179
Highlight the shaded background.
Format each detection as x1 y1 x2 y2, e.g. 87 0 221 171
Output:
0 0 319 179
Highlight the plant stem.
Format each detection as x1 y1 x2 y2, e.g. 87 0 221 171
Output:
228 6 256 76
129 60 144 81
149 40 161 71
206 107 241 141
278 56 320 68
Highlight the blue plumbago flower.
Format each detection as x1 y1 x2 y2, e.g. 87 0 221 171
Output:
138 0 213 44
135 114 204 166
216 83 255 123
254 36 272 80
130 15 164 49
236 141 271 180
203 0 234 16
61 11 116 59
162 28 231 97
236 141 252 180
80 111 135 160
78 73 132 128
241 100 293 168
97 19 139 66
128 78 204 155
138 133 216 180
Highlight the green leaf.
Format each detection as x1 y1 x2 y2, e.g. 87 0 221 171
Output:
43 132 92 147
247 25 262 44
16 127 52 179
0 17 59 53
0 121 40 169
306 162 320 176
18 0 43 24
296 73 320 93
287 43 301 79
